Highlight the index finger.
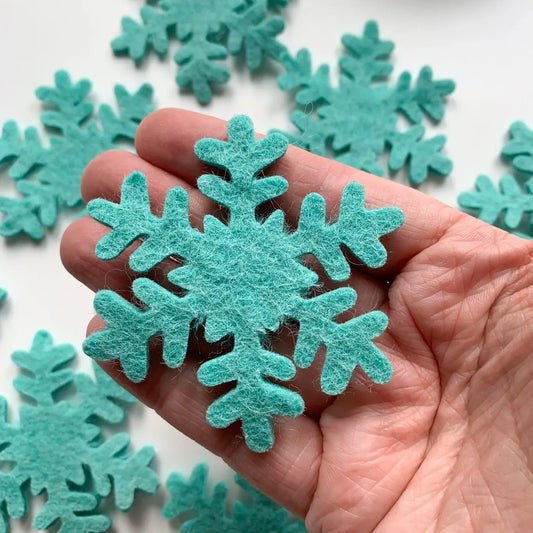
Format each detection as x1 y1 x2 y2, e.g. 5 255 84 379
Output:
134 108 466 276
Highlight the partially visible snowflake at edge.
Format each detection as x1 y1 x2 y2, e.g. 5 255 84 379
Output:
0 70 154 240
276 20 455 186
164 463 307 532
458 121 533 239
0 330 159 532
111 0 289 104
84 114 404 453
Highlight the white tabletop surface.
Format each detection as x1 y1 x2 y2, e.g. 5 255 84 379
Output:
0 0 532 530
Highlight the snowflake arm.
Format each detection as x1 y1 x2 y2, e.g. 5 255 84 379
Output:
339 20 394 85
501 121 533 173
84 279 199 382
32 493 110 533
35 71 93 132
387 125 453 185
197 333 304 452
11 330 76 407
226 0 286 69
0 121 46 179
291 181 404 280
458 174 533 231
89 434 159 510
163 463 230 531
395 67 456 123
75 363 136 424
294 289 390 394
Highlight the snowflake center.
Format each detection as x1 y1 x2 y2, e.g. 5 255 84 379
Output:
178 220 315 334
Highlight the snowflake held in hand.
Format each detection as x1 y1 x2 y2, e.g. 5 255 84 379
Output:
459 121 533 239
111 0 289 104
163 463 307 532
277 20 455 185
0 70 154 240
0 330 159 532
84 115 404 452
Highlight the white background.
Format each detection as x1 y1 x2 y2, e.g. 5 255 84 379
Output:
0 0 532 530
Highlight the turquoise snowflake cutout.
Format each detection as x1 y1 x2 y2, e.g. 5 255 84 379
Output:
458 121 533 239
0 331 159 532
277 20 455 185
0 70 154 240
84 115 404 452
112 0 288 104
163 463 307 532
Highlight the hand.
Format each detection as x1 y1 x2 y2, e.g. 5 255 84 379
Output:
61 109 533 533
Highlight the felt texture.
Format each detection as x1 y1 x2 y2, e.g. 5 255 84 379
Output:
163 463 307 532
0 330 159 532
0 71 154 240
276 20 455 185
458 121 533 239
111 0 288 104
85 115 404 452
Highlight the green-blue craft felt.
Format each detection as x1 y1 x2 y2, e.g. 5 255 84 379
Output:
458 121 533 239
0 70 154 240
163 463 307 532
85 115 404 452
0 330 159 532
111 0 288 104
276 20 455 185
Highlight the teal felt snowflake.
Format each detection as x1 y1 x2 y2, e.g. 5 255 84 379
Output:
276 20 455 185
458 121 533 239
0 330 159 532
0 70 154 240
163 463 307 532
84 115 404 452
111 0 288 104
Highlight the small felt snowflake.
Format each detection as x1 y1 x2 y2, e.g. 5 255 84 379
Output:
276 20 455 185
163 463 307 532
0 70 154 240
458 121 533 239
111 0 289 104
84 115 404 452
0 330 159 532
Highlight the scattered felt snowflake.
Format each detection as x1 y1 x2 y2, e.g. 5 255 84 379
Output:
458 121 533 239
0 70 154 240
163 463 307 532
111 0 289 104
0 330 159 532
276 20 455 185
84 115 404 452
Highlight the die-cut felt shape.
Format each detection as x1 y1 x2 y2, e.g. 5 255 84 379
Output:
84 114 404 453
0 330 159 532
163 463 307 532
0 70 154 240
276 20 455 185
111 0 289 104
458 121 533 239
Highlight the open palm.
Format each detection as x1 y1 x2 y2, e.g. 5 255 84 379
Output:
61 109 533 533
